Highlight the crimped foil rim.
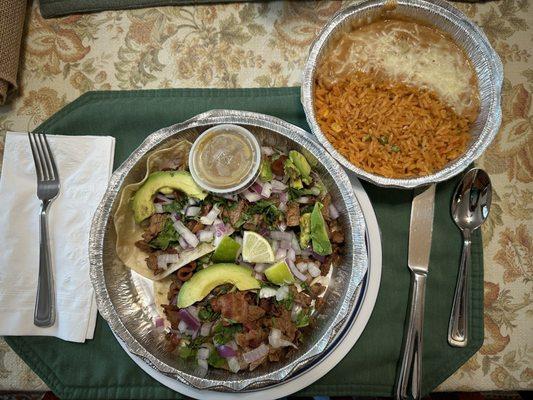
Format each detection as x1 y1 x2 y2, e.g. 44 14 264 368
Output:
89 110 367 392
301 0 503 189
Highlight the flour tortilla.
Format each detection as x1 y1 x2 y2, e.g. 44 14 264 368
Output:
114 140 215 281
153 278 173 316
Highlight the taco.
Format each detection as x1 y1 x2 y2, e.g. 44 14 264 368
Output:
114 140 215 281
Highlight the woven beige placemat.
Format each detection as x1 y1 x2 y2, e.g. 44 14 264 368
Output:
0 1 27 105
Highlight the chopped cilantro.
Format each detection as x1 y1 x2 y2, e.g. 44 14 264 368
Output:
162 197 188 214
198 305 220 322
149 219 180 250
207 350 227 368
300 282 311 294
236 200 280 228
276 292 294 311
295 310 311 328
212 323 242 345
178 346 196 359
189 336 207 349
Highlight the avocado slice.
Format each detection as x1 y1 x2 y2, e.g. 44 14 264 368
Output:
259 159 273 182
132 171 206 223
299 212 311 248
177 263 260 308
289 150 312 184
311 202 333 256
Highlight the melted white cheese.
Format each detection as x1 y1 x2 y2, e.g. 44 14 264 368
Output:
322 20 478 116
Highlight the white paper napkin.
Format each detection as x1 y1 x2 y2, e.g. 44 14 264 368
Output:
0 132 115 343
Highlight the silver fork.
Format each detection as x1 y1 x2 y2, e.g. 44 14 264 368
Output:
28 132 60 327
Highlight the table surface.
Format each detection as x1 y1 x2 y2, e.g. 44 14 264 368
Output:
0 0 531 393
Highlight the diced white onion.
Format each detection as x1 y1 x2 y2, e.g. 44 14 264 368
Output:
278 202 287 212
242 189 262 202
188 198 198 206
269 328 297 349
287 248 296 262
254 263 267 273
279 240 292 250
329 204 340 219
254 272 264 281
154 203 164 213
197 347 210 360
308 262 321 278
271 240 279 254
198 230 214 242
197 358 208 377
291 305 303 322
259 287 277 298
186 206 201 217
261 146 274 156
270 231 292 241
178 320 188 333
275 248 287 260
296 262 308 273
276 285 289 301
243 343 269 364
288 258 308 281
290 233 302 255
271 180 287 193
155 193 172 204
157 253 180 270
296 196 312 204
200 322 213 337
261 182 272 198
178 236 189 249
200 204 221 225
227 356 240 373
171 215 199 247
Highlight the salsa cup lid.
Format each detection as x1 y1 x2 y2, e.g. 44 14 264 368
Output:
189 124 261 195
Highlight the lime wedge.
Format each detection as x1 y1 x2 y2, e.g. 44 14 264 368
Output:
242 231 275 263
264 260 295 285
212 236 241 263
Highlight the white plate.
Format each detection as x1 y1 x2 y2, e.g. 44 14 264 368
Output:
114 172 382 400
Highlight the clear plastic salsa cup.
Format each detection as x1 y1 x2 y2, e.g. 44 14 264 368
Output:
189 124 261 195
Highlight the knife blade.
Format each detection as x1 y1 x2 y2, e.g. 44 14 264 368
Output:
396 184 436 400
408 184 436 272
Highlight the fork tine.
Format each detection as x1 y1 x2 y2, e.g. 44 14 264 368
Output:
41 133 59 181
28 133 44 182
34 133 51 181
37 133 55 181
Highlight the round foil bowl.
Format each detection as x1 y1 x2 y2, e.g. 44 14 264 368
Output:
301 0 503 189
89 110 368 392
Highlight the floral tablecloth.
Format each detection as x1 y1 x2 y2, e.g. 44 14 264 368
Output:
0 0 531 393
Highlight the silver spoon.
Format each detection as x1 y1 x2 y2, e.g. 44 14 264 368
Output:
448 168 492 347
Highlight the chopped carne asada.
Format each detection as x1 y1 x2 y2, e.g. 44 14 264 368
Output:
127 143 345 374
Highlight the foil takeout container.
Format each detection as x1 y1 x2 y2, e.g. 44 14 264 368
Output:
301 0 503 189
89 110 368 391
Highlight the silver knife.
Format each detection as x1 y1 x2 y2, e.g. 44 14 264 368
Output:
396 184 436 400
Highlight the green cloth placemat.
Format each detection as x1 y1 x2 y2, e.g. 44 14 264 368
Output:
39 0 485 18
39 0 252 18
5 88 483 399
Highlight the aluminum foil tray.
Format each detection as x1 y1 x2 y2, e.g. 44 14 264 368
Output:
301 0 503 189
89 110 368 392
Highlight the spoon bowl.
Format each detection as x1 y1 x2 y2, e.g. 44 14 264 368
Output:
448 168 492 347
451 169 492 233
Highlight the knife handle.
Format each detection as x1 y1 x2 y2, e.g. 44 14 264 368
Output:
448 231 471 347
396 271 427 400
